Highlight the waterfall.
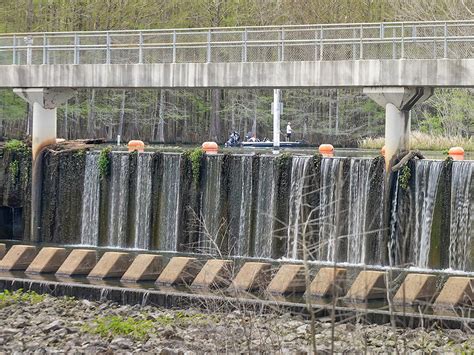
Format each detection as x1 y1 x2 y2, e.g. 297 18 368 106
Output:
158 153 182 251
287 156 312 259
346 158 372 264
449 161 473 270
133 153 153 249
318 158 342 262
254 156 276 258
413 160 443 268
228 155 253 257
200 155 223 254
80 152 100 246
107 152 130 248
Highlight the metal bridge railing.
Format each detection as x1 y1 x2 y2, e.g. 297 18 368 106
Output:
0 21 473 65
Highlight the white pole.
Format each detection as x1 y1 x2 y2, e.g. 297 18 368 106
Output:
273 89 281 154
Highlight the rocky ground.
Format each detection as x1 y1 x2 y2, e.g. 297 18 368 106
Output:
0 291 472 353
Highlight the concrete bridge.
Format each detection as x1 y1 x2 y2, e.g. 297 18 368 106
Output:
0 20 473 240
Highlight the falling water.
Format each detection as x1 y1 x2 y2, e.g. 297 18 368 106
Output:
158 153 182 251
107 153 130 248
80 152 100 246
200 155 223 254
254 156 276 258
413 160 443 268
449 161 473 270
228 155 253 257
318 158 342 262
346 159 372 264
133 153 153 249
287 156 312 259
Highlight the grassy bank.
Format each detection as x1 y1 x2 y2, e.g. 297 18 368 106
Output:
359 131 474 151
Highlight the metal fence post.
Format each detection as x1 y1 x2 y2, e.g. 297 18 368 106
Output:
42 34 47 64
172 30 177 63
207 30 212 63
392 28 396 59
359 25 363 59
401 23 405 59
25 36 33 65
74 33 79 64
319 26 323 60
139 31 143 64
12 35 16 64
242 29 248 62
280 27 285 61
106 32 111 64
443 22 448 58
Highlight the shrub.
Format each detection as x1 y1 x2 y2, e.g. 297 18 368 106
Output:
184 147 204 183
98 147 111 179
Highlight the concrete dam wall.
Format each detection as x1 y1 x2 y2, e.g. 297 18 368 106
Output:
0 147 472 272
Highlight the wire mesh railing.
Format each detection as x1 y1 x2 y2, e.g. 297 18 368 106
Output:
0 21 473 65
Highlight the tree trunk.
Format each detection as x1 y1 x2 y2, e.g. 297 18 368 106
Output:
87 89 96 137
210 88 221 142
118 89 126 140
157 90 165 143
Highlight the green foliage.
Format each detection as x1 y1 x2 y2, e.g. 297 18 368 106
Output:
277 152 292 169
73 149 86 158
399 165 411 191
83 315 153 340
98 147 111 179
5 139 28 154
0 289 45 308
8 160 19 183
183 147 204 183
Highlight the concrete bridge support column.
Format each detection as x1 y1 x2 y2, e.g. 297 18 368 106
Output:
13 88 75 242
363 87 433 168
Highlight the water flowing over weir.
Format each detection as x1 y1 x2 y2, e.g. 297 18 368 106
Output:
287 156 313 260
133 153 153 249
158 153 182 251
449 161 473 271
19 149 473 273
107 153 130 248
253 156 277 258
318 158 342 262
413 160 443 268
80 152 100 246
346 159 373 264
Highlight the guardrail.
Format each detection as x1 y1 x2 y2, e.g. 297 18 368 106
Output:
0 21 473 65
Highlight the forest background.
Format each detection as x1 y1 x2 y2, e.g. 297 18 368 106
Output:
0 0 472 146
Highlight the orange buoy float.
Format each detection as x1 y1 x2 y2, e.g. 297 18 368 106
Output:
381 145 386 157
202 141 218 154
319 143 334 157
448 146 464 161
128 140 145 152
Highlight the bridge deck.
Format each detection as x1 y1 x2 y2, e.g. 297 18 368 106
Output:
0 21 473 88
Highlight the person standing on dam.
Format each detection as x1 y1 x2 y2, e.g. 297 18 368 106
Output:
286 122 292 142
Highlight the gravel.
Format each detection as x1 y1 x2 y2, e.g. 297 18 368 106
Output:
0 294 472 353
